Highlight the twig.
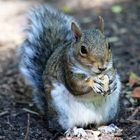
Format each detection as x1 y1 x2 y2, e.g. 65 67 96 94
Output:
22 108 39 116
24 114 30 140
127 119 140 125
128 106 140 120
15 100 33 105
120 119 140 125
0 111 8 117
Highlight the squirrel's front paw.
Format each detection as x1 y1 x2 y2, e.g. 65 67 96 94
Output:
98 124 122 134
93 78 105 94
86 77 105 94
65 127 87 138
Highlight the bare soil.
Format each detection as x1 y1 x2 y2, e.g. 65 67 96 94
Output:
0 0 140 140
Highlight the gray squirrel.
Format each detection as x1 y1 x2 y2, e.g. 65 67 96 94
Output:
18 5 121 136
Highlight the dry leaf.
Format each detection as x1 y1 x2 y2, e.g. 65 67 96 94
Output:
129 72 140 86
63 6 71 13
82 17 92 24
111 5 123 13
108 36 119 43
131 87 140 99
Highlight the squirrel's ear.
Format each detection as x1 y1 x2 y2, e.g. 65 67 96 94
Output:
71 22 82 41
98 16 104 33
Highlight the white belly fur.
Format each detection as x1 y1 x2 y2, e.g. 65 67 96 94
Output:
51 75 121 130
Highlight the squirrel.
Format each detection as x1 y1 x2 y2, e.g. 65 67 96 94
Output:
18 5 121 136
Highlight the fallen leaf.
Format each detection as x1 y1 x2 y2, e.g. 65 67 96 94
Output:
119 28 127 34
81 17 92 24
108 36 119 43
111 5 123 13
129 72 140 86
131 87 140 99
63 6 71 13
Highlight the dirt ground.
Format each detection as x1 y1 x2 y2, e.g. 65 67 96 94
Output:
0 0 140 140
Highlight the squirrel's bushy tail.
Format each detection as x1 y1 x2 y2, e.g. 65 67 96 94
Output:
19 5 76 89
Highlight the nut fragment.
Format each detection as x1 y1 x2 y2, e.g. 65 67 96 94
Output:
85 75 109 94
98 75 109 92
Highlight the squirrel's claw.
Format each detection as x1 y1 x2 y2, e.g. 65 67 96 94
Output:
92 77 107 94
108 75 117 94
93 82 104 93
98 124 122 134
65 127 87 138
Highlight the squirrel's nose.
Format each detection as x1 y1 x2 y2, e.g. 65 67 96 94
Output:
98 67 106 72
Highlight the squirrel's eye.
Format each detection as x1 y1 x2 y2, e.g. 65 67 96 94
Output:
80 45 88 55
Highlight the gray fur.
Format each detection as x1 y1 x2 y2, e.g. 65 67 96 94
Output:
18 5 78 88
18 5 78 114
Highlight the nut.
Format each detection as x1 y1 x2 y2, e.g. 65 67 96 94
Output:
99 74 109 92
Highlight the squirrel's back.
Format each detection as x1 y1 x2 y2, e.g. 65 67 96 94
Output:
19 5 77 88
